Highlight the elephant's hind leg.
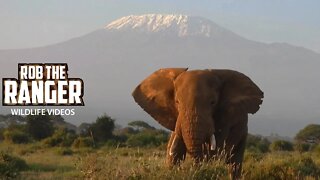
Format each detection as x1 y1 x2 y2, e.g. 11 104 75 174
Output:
166 132 186 167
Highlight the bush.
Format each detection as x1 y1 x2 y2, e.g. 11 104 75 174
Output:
3 129 31 144
243 154 320 179
291 157 320 177
0 151 28 179
295 143 311 152
90 114 115 142
246 134 270 153
103 139 122 148
270 140 294 151
42 128 77 147
126 133 155 147
26 114 54 140
313 144 320 155
126 130 168 147
72 137 95 148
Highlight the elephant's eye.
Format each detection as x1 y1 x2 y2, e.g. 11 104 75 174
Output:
175 100 179 104
210 100 217 105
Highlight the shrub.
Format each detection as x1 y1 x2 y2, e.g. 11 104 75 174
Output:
26 114 54 140
270 140 294 151
72 137 94 148
295 143 311 152
90 114 115 142
42 128 77 147
0 151 28 179
246 134 270 153
126 130 168 147
104 139 121 148
243 154 320 179
127 133 155 147
3 129 31 144
291 157 320 177
313 144 320 155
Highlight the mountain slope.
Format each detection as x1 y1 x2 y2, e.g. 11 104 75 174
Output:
105 14 240 39
0 14 319 137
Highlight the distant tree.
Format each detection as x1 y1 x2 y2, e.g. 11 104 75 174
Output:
25 114 54 140
50 115 65 123
114 124 122 130
270 140 294 151
128 120 155 131
78 123 92 136
90 114 115 142
126 129 168 147
246 134 270 153
295 124 320 144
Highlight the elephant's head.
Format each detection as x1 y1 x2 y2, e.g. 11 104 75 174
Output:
132 68 263 161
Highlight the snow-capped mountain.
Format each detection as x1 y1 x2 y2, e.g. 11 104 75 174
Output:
105 14 237 38
0 14 320 137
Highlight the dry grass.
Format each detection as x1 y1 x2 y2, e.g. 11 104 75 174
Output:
0 143 319 179
75 147 229 180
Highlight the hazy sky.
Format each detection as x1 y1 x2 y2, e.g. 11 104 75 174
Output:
0 0 319 52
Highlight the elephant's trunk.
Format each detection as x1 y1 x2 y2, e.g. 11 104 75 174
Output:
179 109 215 161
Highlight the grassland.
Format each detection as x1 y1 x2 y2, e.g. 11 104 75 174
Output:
0 142 319 180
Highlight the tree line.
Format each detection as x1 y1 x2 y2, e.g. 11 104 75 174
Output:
0 113 169 149
0 113 319 154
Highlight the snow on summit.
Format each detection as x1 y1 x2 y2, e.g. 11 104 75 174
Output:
105 14 231 37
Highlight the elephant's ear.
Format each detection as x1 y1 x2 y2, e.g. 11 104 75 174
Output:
132 68 188 131
213 70 264 115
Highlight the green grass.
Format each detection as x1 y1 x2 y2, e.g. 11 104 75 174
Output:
0 143 319 179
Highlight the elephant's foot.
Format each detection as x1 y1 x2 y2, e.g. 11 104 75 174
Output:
166 132 186 167
228 163 242 180
166 152 186 167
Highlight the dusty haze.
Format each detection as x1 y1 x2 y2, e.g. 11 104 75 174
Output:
0 14 319 137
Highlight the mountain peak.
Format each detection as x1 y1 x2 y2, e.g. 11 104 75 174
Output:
105 14 230 37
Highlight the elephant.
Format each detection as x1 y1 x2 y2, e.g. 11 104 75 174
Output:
132 68 263 179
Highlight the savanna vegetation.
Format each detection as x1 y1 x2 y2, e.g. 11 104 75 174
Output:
0 114 319 179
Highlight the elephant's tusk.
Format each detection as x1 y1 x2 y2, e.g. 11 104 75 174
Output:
210 134 216 150
169 135 178 156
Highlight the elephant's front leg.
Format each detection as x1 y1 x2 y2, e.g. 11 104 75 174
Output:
228 135 246 180
225 122 248 180
166 132 186 167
